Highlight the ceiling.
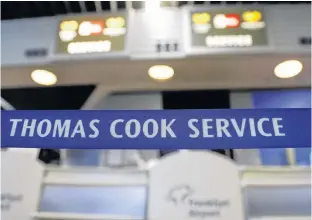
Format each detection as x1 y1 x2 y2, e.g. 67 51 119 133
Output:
1 1 310 20
1 1 311 111
2 53 311 110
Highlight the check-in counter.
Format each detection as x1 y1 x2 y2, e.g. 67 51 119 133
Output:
2 150 310 220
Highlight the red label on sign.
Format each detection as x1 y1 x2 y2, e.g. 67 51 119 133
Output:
90 21 104 35
224 14 240 28
213 14 240 29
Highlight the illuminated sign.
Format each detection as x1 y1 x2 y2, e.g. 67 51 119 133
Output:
56 14 127 55
213 14 240 29
190 9 267 48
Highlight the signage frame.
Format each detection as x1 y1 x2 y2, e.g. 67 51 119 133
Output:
182 5 274 56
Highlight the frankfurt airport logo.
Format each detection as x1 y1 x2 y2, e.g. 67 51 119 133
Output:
166 185 231 218
166 185 194 205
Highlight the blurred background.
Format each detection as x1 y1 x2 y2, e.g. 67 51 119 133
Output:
1 1 311 220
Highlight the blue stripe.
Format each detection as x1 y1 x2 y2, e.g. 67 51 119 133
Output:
1 109 310 150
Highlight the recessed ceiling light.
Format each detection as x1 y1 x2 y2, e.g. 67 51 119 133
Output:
31 69 57 86
148 65 174 81
274 60 303 79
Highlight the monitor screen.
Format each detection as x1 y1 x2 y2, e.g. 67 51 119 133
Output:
56 13 127 55
190 8 268 48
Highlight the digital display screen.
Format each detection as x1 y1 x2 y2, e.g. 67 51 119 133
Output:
56 14 127 55
190 9 267 48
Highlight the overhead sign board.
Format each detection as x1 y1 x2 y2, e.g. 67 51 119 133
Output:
1 109 310 150
190 8 268 48
55 13 127 55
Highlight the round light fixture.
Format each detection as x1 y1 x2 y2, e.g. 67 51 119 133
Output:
148 65 174 81
274 60 303 79
31 69 57 86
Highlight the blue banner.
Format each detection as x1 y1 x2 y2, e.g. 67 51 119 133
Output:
1 109 310 150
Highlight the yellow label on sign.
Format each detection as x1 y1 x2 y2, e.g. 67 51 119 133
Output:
192 13 211 25
106 17 125 28
60 21 79 31
242 11 262 22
